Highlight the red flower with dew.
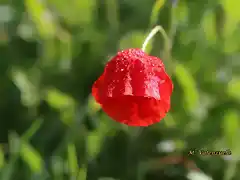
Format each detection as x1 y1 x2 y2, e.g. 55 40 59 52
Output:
92 48 173 126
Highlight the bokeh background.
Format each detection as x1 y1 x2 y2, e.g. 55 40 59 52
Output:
1 0 240 179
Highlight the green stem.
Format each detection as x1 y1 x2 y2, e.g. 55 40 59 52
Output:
169 1 178 43
142 25 171 53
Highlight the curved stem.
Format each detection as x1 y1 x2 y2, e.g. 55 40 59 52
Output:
142 25 171 53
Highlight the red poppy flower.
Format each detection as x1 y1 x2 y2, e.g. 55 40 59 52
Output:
92 48 173 126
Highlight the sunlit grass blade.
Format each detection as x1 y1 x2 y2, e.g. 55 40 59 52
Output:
175 63 199 113
0 145 5 169
22 118 43 141
20 141 44 174
0 132 20 180
67 143 79 177
150 0 166 25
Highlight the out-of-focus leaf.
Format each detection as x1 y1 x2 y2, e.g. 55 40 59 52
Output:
187 0 208 28
17 23 35 40
78 167 87 180
41 38 57 67
67 143 78 175
221 0 240 53
76 28 107 59
221 0 240 36
46 89 77 126
88 96 101 115
119 31 152 53
58 30 72 72
175 63 199 113
25 0 56 38
45 88 75 109
51 156 64 177
150 0 165 25
0 145 4 168
106 0 119 31
41 29 72 71
87 121 109 159
21 118 43 141
175 0 188 23
45 88 76 125
223 30 240 54
202 11 217 45
20 141 43 173
215 4 225 38
48 0 95 25
8 132 20 156
11 68 39 107
0 133 20 180
163 113 176 127
0 5 12 23
222 110 240 150
227 77 240 101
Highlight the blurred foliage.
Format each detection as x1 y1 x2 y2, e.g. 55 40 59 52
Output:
0 0 240 180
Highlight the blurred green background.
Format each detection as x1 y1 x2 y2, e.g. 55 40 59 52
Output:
0 0 240 179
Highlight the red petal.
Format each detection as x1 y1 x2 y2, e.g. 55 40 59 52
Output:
92 48 173 126
101 96 169 126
